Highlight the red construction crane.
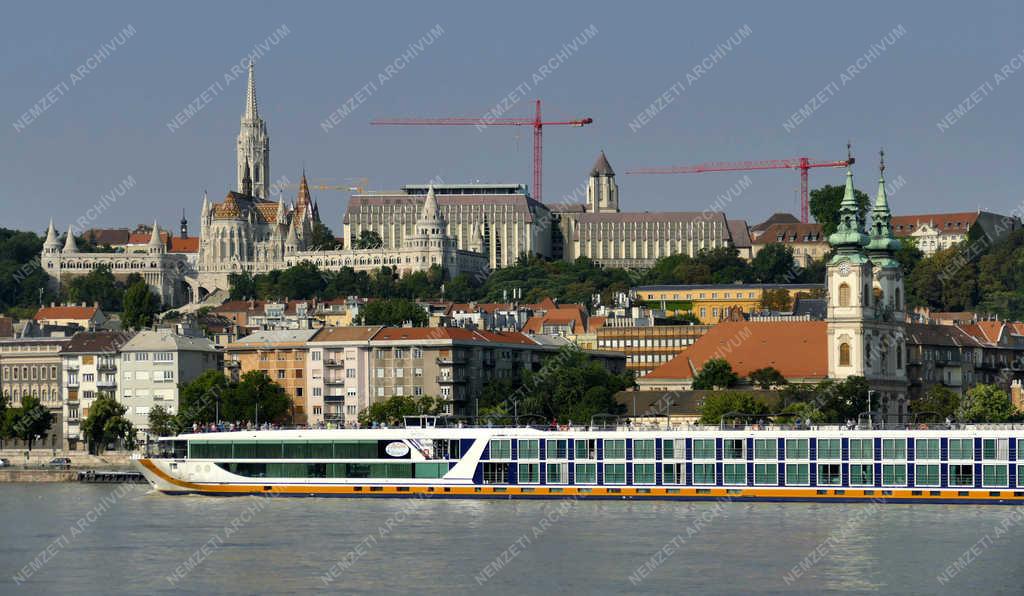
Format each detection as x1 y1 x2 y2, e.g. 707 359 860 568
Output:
372 99 593 203
626 148 855 223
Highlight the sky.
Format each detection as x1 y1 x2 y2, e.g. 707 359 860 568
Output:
4 1 1024 237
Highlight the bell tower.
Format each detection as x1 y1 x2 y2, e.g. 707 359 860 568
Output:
237 61 270 198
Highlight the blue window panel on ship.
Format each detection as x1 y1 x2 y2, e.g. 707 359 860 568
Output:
778 461 786 487
655 438 661 462
841 463 849 487
539 440 546 460
975 462 983 488
809 459 817 486
685 438 692 463
462 439 476 461
716 438 723 461
907 438 915 461
841 438 849 462
975 437 982 462
874 462 882 487
778 437 785 460
809 438 817 461
716 461 723 487
473 464 483 485
626 462 633 485
940 438 948 461
907 462 915 487
568 462 574 484
685 461 693 487
596 439 603 461
874 437 882 461
510 440 517 461
508 462 517 485
747 438 754 462
1011 438 1017 462
626 438 632 461
747 461 755 486
940 463 948 488
540 462 546 484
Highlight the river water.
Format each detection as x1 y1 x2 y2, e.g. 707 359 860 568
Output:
1 484 1023 594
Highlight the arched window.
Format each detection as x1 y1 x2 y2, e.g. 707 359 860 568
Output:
839 343 851 366
838 283 851 307
895 288 902 311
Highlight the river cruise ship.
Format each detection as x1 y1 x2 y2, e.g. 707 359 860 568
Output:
135 418 1024 504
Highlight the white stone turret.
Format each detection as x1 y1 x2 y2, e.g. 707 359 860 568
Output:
43 220 60 255
62 225 78 253
149 220 165 254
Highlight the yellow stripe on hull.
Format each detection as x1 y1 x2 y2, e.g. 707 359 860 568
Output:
138 460 1024 501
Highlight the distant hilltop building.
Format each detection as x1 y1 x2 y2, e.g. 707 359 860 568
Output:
891 211 1020 256
42 62 487 307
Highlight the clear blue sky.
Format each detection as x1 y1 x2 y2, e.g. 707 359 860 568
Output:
4 1 1023 236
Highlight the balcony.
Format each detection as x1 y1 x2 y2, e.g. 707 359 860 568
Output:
436 356 466 365
437 376 467 384
325 378 346 385
66 379 79 388
97 362 117 372
325 359 343 367
97 378 116 388
324 395 345 403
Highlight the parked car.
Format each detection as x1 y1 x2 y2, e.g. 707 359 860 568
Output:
44 457 72 470
0 458 10 467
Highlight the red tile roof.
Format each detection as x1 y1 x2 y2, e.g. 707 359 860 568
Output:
34 305 99 321
127 230 171 245
752 223 826 245
959 321 1006 344
645 320 828 381
169 237 199 253
891 212 978 237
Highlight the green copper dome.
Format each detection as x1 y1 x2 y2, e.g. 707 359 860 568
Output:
828 168 870 265
865 151 901 268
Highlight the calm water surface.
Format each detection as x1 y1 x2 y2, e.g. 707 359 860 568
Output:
1 484 1023 594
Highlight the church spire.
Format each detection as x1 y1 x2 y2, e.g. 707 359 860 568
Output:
866 148 901 267
62 225 78 253
827 149 870 264
244 61 259 121
44 219 59 248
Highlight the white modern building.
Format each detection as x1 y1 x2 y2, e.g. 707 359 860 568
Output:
118 329 220 435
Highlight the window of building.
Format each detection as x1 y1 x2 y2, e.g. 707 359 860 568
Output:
849 439 872 460
916 439 940 460
916 464 940 487
948 439 973 460
850 464 873 486
817 439 840 460
692 439 715 459
574 463 597 484
786 463 809 485
818 464 841 485
882 439 906 460
692 463 715 485
950 464 974 487
838 283 851 307
603 439 625 460
839 343 851 366
154 352 174 362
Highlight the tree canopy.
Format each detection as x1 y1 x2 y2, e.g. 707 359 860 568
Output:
80 394 134 454
692 358 739 390
810 184 870 236
1 394 53 451
698 391 772 424
958 384 1018 423
358 395 445 426
357 298 429 326
122 279 160 329
176 370 293 429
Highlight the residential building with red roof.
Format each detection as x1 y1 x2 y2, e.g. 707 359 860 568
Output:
34 303 106 330
891 211 1021 256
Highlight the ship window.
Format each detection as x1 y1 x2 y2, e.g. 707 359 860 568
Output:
483 463 510 484
850 464 873 486
604 463 626 484
785 439 809 459
723 463 745 485
916 439 940 460
633 439 655 460
518 463 540 484
575 439 597 460
603 439 626 460
882 464 906 486
662 463 684 485
692 439 715 459
785 463 809 485
692 463 715 485
818 464 841 485
948 439 973 460
754 463 777 485
518 440 539 460
983 438 1009 460
817 439 840 460
849 439 872 460
950 464 974 487
545 440 567 459
634 463 656 485
415 463 449 479
754 439 776 460
489 439 511 459
662 439 685 460
882 439 906 460
546 462 567 484
916 464 940 487
575 463 597 484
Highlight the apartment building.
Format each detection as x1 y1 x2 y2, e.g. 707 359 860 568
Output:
60 331 133 451
118 330 220 435
0 332 72 450
594 324 713 377
633 283 825 324
224 329 320 425
307 326 382 427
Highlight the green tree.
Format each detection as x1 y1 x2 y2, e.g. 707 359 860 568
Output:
815 377 870 422
147 405 179 438
358 298 428 326
358 395 445 426
229 370 293 424
698 391 771 425
910 385 960 420
62 264 124 311
692 358 739 390
696 247 751 284
353 230 383 249
2 394 53 451
80 394 134 454
228 272 256 300
759 288 793 312
959 384 1016 423
749 366 788 390
810 184 870 237
122 279 159 330
750 243 797 283
307 221 338 250
177 370 230 427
